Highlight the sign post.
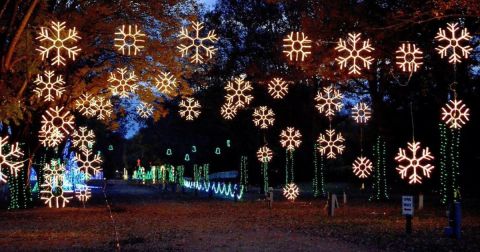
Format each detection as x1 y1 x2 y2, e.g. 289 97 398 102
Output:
402 196 414 234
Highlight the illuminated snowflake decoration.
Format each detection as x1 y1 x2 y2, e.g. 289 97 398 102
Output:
0 136 23 183
283 183 300 201
268 78 289 99
177 21 219 64
43 161 65 183
435 23 472 64
39 106 75 147
396 43 423 73
315 86 343 117
352 156 373 179
256 146 273 163
352 102 371 124
179 97 201 121
225 76 254 108
280 127 302 151
252 106 275 129
317 129 345 159
395 141 434 184
75 93 97 117
136 102 154 119
40 177 72 208
441 99 470 129
36 21 81 66
72 126 95 152
114 24 145 56
93 96 113 120
108 68 138 98
335 33 374 75
283 32 312 61
75 148 103 176
75 184 91 203
33 70 66 101
154 72 177 95
220 102 238 120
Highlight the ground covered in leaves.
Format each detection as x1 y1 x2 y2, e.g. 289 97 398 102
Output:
0 181 479 251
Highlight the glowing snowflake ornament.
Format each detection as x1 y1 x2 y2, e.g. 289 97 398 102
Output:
0 136 23 183
352 156 373 179
93 97 113 120
75 185 91 203
268 78 289 99
395 141 434 184
283 183 299 201
114 25 145 56
315 86 343 117
108 68 138 98
225 76 254 108
154 72 177 95
72 127 95 152
280 127 302 151
335 33 374 75
220 102 238 120
396 43 423 73
40 178 72 208
179 97 201 121
177 21 219 64
75 93 97 117
283 32 312 61
33 70 65 101
317 129 345 159
36 21 81 66
352 102 371 124
39 106 75 147
435 23 472 64
43 161 65 183
136 102 154 119
441 99 470 129
75 149 103 176
257 146 273 163
252 106 275 129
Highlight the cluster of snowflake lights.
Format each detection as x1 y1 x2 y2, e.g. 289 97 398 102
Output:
268 78 289 99
114 24 145 56
280 127 302 151
225 76 254 108
396 43 423 73
315 86 344 117
108 67 138 98
0 136 24 183
335 33 374 75
39 106 75 147
33 70 66 101
441 99 470 129
317 129 345 159
177 21 219 63
283 183 299 201
40 161 72 208
435 23 472 64
154 72 177 95
395 141 434 184
352 156 373 179
36 21 81 66
283 32 312 61
252 106 275 129
136 102 154 119
352 102 371 124
72 127 95 152
179 97 201 121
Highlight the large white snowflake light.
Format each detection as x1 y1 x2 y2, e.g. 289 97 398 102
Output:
268 78 289 99
75 93 97 117
315 86 343 117
114 24 145 56
396 43 423 73
33 70 66 101
225 76 254 108
39 106 75 147
154 72 177 96
108 67 138 98
36 21 81 66
0 136 23 183
317 129 345 159
75 184 92 203
435 23 472 64
220 101 238 120
72 126 95 152
335 33 374 75
352 156 373 179
395 141 434 184
252 106 275 129
283 32 312 61
177 21 219 64
441 99 470 129
283 183 300 201
179 97 201 121
257 146 273 163
352 102 371 124
280 127 302 151
75 148 103 176
93 96 113 120
136 102 154 119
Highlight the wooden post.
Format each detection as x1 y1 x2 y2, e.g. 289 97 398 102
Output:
418 193 424 210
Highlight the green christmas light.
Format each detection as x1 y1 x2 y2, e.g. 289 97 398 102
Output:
370 136 389 201
166 148 172 156
215 147 221 155
184 154 190 162
192 145 197 153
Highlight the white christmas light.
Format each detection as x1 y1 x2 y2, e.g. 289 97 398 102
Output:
435 23 472 64
268 78 289 99
352 156 373 179
179 97 201 121
36 21 81 66
283 32 312 61
395 141 434 184
0 136 24 183
257 146 273 163
283 183 299 201
335 33 374 75
136 102 154 119
317 129 345 159
351 102 371 124
252 106 275 129
108 67 138 98
75 184 91 203
280 127 302 151
177 21 219 63
315 86 343 117
75 148 103 176
75 93 97 117
396 43 423 73
93 96 113 120
33 70 65 101
154 72 177 95
39 106 75 147
114 25 145 56
72 126 95 152
441 99 470 129
220 102 238 120
225 76 254 108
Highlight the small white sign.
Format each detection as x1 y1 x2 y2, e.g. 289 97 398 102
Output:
402 196 414 216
